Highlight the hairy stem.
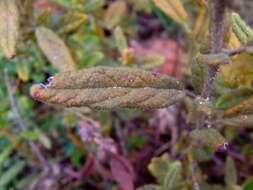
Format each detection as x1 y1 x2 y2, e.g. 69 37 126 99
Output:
202 0 226 98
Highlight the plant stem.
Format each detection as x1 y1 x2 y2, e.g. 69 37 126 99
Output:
202 0 226 98
4 69 49 170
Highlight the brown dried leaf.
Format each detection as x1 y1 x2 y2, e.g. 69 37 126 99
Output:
35 26 75 71
0 0 19 59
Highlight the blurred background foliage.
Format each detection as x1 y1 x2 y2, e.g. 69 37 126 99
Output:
0 0 253 189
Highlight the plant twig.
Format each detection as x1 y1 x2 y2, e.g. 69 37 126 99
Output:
4 68 49 170
226 46 253 56
114 117 128 157
189 163 201 190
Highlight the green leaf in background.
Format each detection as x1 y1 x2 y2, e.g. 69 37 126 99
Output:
35 129 52 150
82 0 105 13
35 26 75 71
137 54 165 70
243 178 253 190
137 184 162 190
21 131 37 141
162 161 181 190
78 51 104 68
148 153 170 184
225 156 237 186
104 1 127 29
0 145 12 168
216 86 253 110
0 161 25 186
16 60 31 82
49 0 82 10
16 173 40 189
114 26 128 54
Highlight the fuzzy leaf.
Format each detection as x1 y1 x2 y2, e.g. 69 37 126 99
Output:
30 67 184 110
44 67 183 90
221 114 253 127
0 0 19 59
163 161 181 190
195 53 230 65
191 62 207 94
148 153 170 184
138 54 165 70
35 27 75 71
190 128 227 151
232 13 253 38
0 161 25 186
104 1 127 29
152 0 187 24
225 157 237 186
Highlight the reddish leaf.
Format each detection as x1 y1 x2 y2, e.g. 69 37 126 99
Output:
110 154 135 190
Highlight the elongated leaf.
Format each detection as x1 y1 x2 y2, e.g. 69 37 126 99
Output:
232 13 253 38
35 27 75 71
152 0 187 24
190 128 227 151
0 145 12 168
225 157 237 186
221 114 253 127
163 161 181 190
104 1 127 29
0 161 25 186
195 53 230 65
138 55 165 70
46 67 183 89
83 0 105 13
30 67 184 110
0 0 19 59
16 173 40 189
60 13 88 34
114 26 128 54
